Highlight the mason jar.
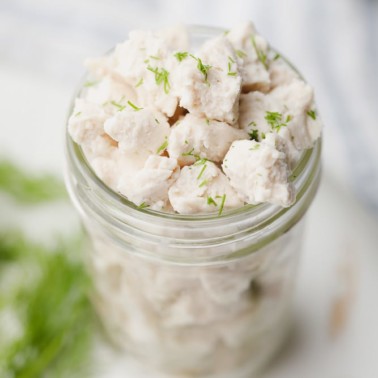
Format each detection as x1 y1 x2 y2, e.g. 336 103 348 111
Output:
64 25 322 378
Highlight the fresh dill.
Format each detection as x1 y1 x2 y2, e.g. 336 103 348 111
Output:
265 111 292 132
190 54 212 83
207 196 217 206
218 194 227 216
197 164 207 180
127 100 143 111
156 137 168 154
174 51 188 62
307 110 317 120
135 77 144 87
251 35 268 69
147 66 171 94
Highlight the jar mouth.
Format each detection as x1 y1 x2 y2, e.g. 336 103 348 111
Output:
64 24 322 262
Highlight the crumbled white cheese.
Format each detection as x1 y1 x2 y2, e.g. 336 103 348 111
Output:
168 113 248 165
68 98 107 146
118 155 179 210
226 21 271 92
175 36 242 125
69 23 322 214
222 134 295 207
104 107 170 159
168 162 243 214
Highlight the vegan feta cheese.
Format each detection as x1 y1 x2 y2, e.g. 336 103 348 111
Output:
68 21 322 213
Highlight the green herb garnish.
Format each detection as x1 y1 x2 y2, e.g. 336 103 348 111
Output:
135 78 144 87
307 110 317 120
265 111 292 132
138 202 149 209
236 49 247 59
249 144 260 151
156 137 168 154
197 164 207 180
83 80 98 87
174 51 188 62
207 196 217 206
273 53 281 61
251 35 268 69
127 100 143 111
147 66 171 94
218 194 226 216
227 56 237 76
190 54 212 83
249 129 259 141
110 100 126 111
198 179 208 188
0 160 66 203
149 55 160 60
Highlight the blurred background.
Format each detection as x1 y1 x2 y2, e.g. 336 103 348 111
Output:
0 0 378 377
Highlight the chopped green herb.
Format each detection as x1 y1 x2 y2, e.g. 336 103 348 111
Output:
194 158 208 166
147 66 171 94
251 35 268 69
174 51 188 62
0 160 66 203
149 55 160 60
273 53 281 61
248 121 257 127
156 137 168 154
198 179 208 188
182 148 200 160
250 144 260 151
207 196 217 206
155 118 160 124
83 80 98 87
206 118 210 125
227 56 237 76
307 110 317 120
144 59 150 64
74 111 82 117
138 202 149 209
236 49 247 59
135 78 144 87
197 164 207 180
184 140 189 144
127 100 143 111
249 129 259 141
261 132 266 139
286 114 293 122
190 54 212 83
265 111 292 132
218 194 226 216
110 100 126 111
223 30 230 35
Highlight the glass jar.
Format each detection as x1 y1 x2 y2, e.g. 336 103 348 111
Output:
64 26 322 378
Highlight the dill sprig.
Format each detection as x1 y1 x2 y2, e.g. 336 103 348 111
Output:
251 35 268 69
190 54 212 83
265 111 292 132
217 194 227 216
0 160 66 203
174 51 188 62
147 66 171 94
0 231 94 378
307 110 317 120
135 78 144 87
207 196 217 206
227 56 237 76
156 137 168 154
127 100 143 111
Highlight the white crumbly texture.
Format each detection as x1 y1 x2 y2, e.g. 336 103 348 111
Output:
104 107 170 159
174 36 242 125
68 23 322 213
118 155 179 210
227 21 271 92
169 162 243 214
222 134 295 207
168 113 248 165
